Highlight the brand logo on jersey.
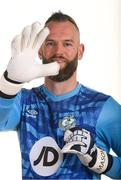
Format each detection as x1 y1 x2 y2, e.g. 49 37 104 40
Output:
29 137 63 176
26 109 38 118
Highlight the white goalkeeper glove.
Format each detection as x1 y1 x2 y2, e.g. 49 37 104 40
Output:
0 22 60 97
61 127 113 174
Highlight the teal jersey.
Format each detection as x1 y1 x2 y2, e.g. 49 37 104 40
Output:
0 84 121 179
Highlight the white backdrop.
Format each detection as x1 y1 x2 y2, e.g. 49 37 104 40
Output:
0 0 120 179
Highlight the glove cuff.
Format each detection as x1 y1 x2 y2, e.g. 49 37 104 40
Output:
4 70 23 84
89 147 113 174
0 73 23 98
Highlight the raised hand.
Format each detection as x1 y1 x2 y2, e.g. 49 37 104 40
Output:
7 22 59 82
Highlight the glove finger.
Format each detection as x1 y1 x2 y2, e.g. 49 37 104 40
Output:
21 25 31 49
33 62 60 78
64 129 74 142
17 62 60 82
33 27 49 51
61 141 85 154
11 34 22 56
28 22 42 48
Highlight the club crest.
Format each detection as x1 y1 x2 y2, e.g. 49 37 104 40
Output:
59 116 76 131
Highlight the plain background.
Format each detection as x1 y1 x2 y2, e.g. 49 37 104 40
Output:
0 0 120 179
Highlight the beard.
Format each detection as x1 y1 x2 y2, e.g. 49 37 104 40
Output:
42 53 78 82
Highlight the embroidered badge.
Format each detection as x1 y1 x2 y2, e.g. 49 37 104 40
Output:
59 116 76 131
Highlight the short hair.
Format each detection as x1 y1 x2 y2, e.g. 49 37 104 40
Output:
45 11 79 31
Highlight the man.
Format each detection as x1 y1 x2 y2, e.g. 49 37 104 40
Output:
0 12 121 179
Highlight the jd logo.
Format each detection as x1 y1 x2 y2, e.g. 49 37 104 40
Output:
34 146 59 166
29 137 63 177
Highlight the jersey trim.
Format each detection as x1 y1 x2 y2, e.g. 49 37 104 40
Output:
41 83 81 101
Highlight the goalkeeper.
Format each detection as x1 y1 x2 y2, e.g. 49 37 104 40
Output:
0 11 121 179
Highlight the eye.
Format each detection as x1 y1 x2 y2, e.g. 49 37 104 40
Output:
64 42 72 47
45 41 55 47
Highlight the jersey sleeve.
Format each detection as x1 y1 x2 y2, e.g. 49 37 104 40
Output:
0 92 22 131
96 97 121 179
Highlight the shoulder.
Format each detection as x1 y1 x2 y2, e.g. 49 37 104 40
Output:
20 85 43 101
80 84 110 102
97 96 121 126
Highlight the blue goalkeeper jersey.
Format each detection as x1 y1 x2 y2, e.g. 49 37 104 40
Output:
0 83 121 179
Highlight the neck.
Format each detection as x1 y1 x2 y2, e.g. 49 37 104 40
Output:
44 73 77 96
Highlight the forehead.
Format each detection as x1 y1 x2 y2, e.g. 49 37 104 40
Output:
46 21 79 40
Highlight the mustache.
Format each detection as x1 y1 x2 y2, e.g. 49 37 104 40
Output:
48 55 67 62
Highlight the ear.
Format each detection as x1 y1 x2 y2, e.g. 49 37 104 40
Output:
38 47 42 59
78 44 85 60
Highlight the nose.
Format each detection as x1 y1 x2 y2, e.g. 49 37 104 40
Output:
55 43 64 55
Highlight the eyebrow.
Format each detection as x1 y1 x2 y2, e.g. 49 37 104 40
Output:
64 40 73 42
45 39 74 42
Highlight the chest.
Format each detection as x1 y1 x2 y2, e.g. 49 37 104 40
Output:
19 96 103 178
19 97 101 147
